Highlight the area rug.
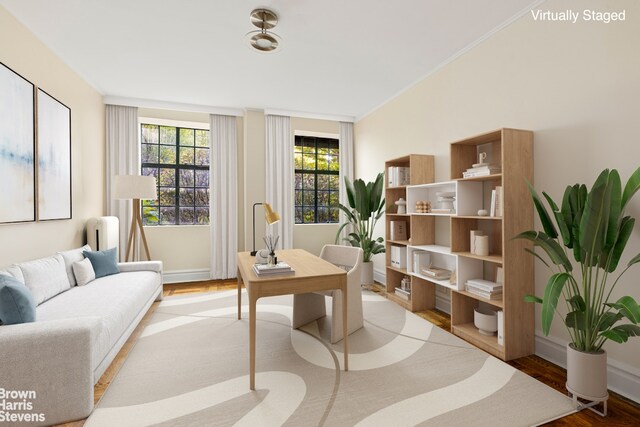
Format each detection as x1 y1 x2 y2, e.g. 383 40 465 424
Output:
86 290 575 426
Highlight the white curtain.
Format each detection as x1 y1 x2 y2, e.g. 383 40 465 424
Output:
339 121 355 244
265 115 293 249
106 105 139 261
210 115 238 279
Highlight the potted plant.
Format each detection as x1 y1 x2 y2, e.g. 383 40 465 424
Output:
517 167 640 405
335 172 385 285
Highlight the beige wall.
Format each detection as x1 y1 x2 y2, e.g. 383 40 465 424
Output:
138 108 244 272
354 0 640 371
292 117 340 256
0 6 105 266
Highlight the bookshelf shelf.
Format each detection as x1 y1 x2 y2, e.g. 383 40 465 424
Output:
384 129 533 361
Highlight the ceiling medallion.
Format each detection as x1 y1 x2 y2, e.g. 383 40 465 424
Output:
247 8 281 53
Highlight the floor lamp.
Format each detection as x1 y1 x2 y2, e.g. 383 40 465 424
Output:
113 175 157 261
251 202 280 256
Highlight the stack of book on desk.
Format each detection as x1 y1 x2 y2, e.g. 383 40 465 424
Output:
253 262 294 276
465 279 502 300
462 163 501 178
420 266 452 280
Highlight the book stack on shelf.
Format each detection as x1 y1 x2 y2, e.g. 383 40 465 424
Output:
465 279 502 300
421 266 452 280
253 262 294 276
462 162 501 178
394 276 412 300
489 186 504 217
388 166 410 187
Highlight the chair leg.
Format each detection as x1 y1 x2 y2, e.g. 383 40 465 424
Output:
330 285 364 344
292 293 327 329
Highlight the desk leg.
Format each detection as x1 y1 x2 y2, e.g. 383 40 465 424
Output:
342 280 348 371
237 269 242 320
249 293 257 390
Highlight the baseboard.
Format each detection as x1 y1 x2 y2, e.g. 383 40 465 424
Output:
163 269 211 284
435 292 451 314
535 333 640 404
373 267 386 286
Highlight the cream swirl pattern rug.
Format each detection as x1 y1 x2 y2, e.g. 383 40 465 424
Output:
86 290 575 426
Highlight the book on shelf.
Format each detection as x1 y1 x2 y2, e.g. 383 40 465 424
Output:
253 262 294 276
495 186 503 217
466 278 503 292
430 208 455 213
465 285 503 300
490 189 496 216
388 166 410 187
390 220 408 240
394 287 411 300
462 165 501 178
421 266 452 280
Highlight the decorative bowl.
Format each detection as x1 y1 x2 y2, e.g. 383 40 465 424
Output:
474 307 498 336
436 191 456 198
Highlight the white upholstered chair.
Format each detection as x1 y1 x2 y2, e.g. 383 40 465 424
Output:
292 245 364 343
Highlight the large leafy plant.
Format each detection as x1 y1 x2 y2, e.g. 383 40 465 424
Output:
517 167 640 352
335 173 385 262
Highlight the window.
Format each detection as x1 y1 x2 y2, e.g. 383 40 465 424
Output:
140 122 210 225
294 135 340 224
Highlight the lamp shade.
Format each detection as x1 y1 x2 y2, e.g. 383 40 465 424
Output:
263 203 280 224
113 175 157 200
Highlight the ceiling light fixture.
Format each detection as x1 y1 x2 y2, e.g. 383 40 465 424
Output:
247 8 281 53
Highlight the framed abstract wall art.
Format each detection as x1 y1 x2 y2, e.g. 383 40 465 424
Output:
37 88 72 220
0 62 36 223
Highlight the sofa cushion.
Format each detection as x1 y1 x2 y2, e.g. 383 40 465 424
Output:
36 271 161 371
59 244 92 286
0 265 25 284
73 258 96 286
83 248 119 278
17 254 71 305
0 275 36 325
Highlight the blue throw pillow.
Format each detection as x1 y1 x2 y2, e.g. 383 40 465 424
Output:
83 247 120 278
0 275 36 325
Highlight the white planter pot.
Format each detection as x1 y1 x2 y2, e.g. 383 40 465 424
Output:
566 343 609 401
361 261 374 285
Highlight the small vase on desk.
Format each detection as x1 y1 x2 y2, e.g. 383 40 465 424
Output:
268 252 277 266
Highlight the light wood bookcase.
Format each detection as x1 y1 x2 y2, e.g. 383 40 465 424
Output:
384 129 534 361
384 154 434 311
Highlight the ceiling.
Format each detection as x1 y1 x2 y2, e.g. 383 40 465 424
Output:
0 0 538 119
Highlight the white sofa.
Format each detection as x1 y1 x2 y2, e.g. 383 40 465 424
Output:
0 250 162 427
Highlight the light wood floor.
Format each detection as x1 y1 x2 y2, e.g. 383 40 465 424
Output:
61 280 640 426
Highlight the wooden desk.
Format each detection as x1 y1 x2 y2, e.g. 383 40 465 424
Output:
237 249 348 390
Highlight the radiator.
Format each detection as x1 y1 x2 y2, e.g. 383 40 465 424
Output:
86 216 120 258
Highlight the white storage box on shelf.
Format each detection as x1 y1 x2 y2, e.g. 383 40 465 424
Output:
390 245 407 269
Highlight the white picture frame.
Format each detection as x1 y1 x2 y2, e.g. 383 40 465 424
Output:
37 88 71 220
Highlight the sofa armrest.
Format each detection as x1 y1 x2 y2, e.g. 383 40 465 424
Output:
117 260 163 273
0 318 98 426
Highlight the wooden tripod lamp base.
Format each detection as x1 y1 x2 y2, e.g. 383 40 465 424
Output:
113 175 157 262
125 199 151 262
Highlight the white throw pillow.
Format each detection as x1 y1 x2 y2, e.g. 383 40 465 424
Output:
58 244 92 286
72 258 96 286
0 265 25 283
17 254 71 305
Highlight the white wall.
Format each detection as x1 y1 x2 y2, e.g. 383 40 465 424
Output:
0 6 105 266
354 0 640 394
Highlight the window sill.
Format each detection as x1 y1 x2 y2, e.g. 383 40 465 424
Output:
294 223 340 226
